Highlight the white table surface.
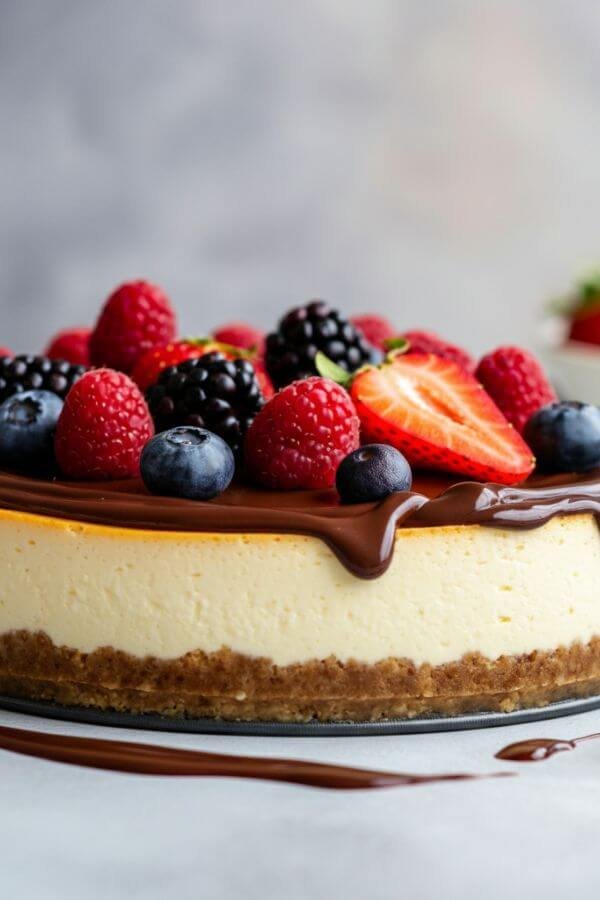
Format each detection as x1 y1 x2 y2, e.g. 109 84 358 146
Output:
2 706 600 899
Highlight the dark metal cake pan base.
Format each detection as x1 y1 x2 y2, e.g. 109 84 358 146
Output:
1 692 600 736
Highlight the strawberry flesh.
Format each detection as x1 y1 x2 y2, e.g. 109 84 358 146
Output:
351 353 534 485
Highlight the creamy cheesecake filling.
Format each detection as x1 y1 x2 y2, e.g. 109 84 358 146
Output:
1 508 599 668
0 470 599 578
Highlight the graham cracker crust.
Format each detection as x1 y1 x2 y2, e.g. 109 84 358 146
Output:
1 630 600 721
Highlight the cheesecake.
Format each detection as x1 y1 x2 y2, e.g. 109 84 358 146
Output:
0 469 599 721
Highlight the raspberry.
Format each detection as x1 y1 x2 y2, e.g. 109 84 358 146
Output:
89 280 176 374
45 327 91 366
0 348 12 358
244 377 360 489
55 369 154 480
213 322 265 353
351 315 395 351
475 346 557 434
401 330 475 372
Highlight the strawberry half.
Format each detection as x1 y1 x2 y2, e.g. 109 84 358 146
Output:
319 352 534 484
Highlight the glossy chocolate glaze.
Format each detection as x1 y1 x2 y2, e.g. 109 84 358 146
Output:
0 724 510 789
0 468 598 579
496 731 600 762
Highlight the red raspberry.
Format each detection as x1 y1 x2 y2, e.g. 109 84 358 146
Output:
245 377 360 489
0 347 12 358
401 330 475 372
351 315 395 351
476 346 557 434
213 322 265 353
89 280 176 374
45 327 91 366
55 369 154 480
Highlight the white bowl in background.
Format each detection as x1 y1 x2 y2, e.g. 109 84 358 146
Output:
539 331 600 405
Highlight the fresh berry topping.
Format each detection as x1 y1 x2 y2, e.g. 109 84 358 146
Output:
55 369 154 480
132 341 219 392
0 390 63 468
348 354 534 485
351 315 395 351
145 352 264 457
475 346 557 434
132 339 274 400
400 330 475 372
336 444 412 504
141 426 235 500
249 357 275 400
213 322 265 353
524 402 600 473
0 355 86 404
245 377 360 489
45 327 91 366
89 280 176 374
0 348 12 358
265 300 377 389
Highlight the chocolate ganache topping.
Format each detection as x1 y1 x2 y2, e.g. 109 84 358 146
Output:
0 469 598 579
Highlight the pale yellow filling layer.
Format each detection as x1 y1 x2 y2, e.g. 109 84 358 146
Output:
0 509 598 667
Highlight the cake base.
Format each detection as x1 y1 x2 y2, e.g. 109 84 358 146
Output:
2 691 600 736
2 630 600 722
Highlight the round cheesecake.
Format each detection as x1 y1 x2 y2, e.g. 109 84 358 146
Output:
0 470 599 721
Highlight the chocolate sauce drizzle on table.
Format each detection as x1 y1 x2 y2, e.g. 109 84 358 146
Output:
0 724 509 789
496 731 600 763
0 469 598 579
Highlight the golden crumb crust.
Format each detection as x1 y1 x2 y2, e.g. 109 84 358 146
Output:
1 630 600 721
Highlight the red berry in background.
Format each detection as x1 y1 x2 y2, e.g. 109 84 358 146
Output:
55 368 154 480
475 346 558 434
245 377 360 489
351 315 395 351
401 330 475 372
569 306 600 346
45 327 91 366
213 322 265 354
89 280 176 374
0 347 12 358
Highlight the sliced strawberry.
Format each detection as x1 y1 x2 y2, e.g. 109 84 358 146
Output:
350 353 534 484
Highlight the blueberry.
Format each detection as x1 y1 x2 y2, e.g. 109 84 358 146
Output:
141 426 235 500
0 390 63 467
336 444 413 504
524 402 600 473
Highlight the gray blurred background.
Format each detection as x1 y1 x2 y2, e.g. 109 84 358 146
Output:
1 0 600 355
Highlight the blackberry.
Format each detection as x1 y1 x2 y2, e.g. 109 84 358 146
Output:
145 352 265 457
265 300 378 389
0 355 86 405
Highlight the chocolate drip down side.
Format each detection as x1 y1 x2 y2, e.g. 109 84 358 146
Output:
0 469 598 579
